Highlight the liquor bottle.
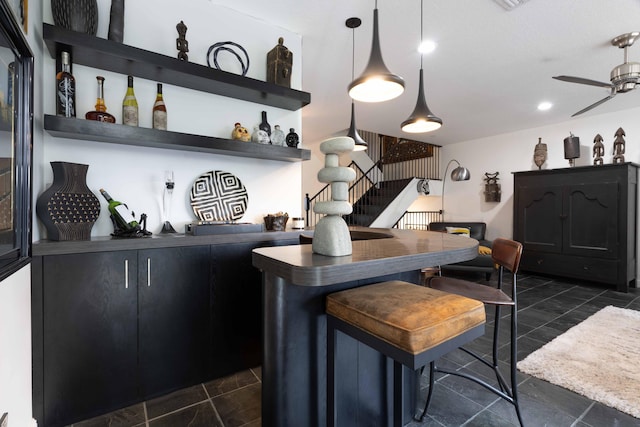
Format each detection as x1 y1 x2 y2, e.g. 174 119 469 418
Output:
56 51 76 117
99 188 140 232
152 83 167 130
259 111 271 137
85 76 116 123
122 75 138 126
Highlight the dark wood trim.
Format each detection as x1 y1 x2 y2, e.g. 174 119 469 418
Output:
43 23 310 111
44 115 311 162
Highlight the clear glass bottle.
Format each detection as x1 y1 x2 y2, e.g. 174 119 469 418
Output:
85 76 116 123
152 83 167 130
56 51 76 117
122 75 138 126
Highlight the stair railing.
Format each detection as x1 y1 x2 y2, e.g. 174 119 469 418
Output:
305 160 383 228
393 211 443 230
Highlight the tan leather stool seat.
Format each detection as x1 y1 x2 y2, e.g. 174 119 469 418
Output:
326 280 486 355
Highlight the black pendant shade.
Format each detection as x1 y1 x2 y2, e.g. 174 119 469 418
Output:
347 102 368 150
401 68 442 133
348 6 404 103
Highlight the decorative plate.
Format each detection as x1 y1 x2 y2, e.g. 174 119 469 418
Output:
190 170 248 221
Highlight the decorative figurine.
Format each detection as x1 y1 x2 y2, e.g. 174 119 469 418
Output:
533 137 547 170
613 127 626 163
483 172 501 202
563 132 580 167
267 37 293 88
207 41 249 76
271 125 286 146
231 122 250 141
286 128 299 148
312 137 356 256
161 170 176 234
593 134 605 165
251 126 270 144
176 21 189 61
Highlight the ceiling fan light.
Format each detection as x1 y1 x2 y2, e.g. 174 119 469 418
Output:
348 6 405 103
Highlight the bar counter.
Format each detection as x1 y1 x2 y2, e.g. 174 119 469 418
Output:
252 228 478 426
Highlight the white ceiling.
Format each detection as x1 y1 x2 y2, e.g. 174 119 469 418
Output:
211 0 640 146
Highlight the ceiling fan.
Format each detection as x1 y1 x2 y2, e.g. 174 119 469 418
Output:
553 31 640 117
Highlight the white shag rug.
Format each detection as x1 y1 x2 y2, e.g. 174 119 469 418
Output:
517 305 640 419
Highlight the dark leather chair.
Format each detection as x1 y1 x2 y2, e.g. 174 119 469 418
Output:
420 238 524 426
427 222 495 280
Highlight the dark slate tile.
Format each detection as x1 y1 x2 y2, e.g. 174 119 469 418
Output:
204 369 259 398
516 376 592 418
148 401 221 427
580 402 640 427
517 307 558 329
73 403 146 427
146 384 208 420
522 325 564 344
463 408 518 426
211 382 261 427
414 379 485 426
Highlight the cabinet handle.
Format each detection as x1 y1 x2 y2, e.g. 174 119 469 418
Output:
147 257 151 287
124 259 129 289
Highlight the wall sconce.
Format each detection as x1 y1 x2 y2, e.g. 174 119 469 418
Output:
441 159 470 218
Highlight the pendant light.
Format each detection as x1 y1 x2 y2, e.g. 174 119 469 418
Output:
401 0 442 133
346 17 368 151
348 0 405 103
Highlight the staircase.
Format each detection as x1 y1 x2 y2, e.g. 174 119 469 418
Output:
345 178 422 227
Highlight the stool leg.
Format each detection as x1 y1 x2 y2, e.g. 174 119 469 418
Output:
418 361 435 422
393 361 404 427
510 305 525 427
327 317 337 427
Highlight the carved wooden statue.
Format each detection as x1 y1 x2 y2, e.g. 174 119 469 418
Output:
612 127 626 164
593 134 605 165
483 172 501 202
267 37 292 87
176 20 189 61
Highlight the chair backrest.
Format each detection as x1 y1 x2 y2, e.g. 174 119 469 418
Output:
491 238 523 274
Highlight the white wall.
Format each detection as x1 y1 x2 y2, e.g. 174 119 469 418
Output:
36 0 304 240
440 106 640 241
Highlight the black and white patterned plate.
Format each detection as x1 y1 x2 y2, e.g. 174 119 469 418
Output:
190 170 248 221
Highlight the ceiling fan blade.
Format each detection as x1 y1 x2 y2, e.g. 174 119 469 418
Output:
571 93 616 117
553 75 614 89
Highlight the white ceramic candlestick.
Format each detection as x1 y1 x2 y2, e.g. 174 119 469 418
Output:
312 136 356 256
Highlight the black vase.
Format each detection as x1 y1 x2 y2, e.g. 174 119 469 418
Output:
108 0 125 43
51 0 98 36
36 162 101 241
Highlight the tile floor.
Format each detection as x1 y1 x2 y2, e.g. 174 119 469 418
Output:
69 272 640 427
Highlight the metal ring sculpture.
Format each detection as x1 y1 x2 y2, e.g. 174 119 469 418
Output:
206 41 250 76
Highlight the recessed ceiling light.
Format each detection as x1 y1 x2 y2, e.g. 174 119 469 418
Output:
418 40 437 54
538 101 553 111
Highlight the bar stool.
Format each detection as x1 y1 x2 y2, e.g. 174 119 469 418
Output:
422 238 524 426
326 280 486 426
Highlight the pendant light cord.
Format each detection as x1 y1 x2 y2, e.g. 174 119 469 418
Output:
420 0 424 70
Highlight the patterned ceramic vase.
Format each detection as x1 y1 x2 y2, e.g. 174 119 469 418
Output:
36 161 101 241
51 0 99 35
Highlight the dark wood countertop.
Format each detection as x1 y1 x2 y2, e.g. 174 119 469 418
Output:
252 228 478 287
32 230 305 256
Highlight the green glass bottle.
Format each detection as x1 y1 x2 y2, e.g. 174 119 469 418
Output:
99 188 139 232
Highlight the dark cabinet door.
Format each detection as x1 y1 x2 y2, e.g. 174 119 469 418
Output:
137 246 211 397
563 182 619 258
514 184 563 253
42 251 138 427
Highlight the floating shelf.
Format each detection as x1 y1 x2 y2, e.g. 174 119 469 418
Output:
44 115 311 162
43 23 311 111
